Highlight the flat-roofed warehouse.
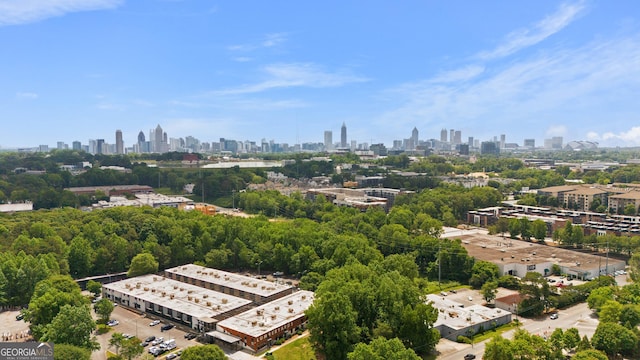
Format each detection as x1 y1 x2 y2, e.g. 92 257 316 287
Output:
426 294 511 341
102 274 253 332
446 232 625 280
212 290 314 353
164 264 295 304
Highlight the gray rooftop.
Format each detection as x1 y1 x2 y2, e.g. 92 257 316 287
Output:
164 264 294 298
217 290 314 338
103 274 252 321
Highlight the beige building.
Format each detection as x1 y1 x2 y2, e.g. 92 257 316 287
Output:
608 192 640 215
563 187 608 212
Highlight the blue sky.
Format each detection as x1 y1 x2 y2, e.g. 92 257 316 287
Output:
1 0 640 149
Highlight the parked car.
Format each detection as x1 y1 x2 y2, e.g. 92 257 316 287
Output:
464 354 476 360
107 319 119 326
149 320 160 326
123 333 134 339
145 336 156 343
15 313 24 321
166 354 178 360
550 313 558 320
151 337 164 346
141 341 149 347
184 332 197 340
161 324 174 332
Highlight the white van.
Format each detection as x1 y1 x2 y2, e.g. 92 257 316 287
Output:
164 339 176 351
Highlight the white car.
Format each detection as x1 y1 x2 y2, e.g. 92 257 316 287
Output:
107 320 119 326
149 320 160 326
151 337 164 346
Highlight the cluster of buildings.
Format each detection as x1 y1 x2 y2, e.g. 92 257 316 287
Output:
537 183 640 214
305 187 412 212
102 264 314 353
24 122 584 156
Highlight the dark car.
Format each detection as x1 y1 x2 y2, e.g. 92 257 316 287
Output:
16 313 24 321
145 336 156 342
160 324 174 332
141 341 149 347
464 354 476 360
184 333 197 340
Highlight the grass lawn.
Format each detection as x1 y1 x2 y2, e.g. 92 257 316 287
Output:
269 336 316 360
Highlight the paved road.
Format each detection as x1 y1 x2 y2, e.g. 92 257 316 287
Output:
436 302 598 360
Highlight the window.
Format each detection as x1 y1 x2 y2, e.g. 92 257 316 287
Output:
527 264 536 271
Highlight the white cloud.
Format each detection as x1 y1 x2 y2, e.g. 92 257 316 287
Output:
16 92 38 99
0 0 123 26
593 127 640 145
233 57 252 62
378 34 640 142
428 65 485 84
96 102 124 110
210 63 369 95
545 125 567 137
477 1 586 60
228 33 288 52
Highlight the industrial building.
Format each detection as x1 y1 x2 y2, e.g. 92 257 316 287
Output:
448 232 625 281
163 264 295 304
102 274 253 332
212 290 315 353
426 294 512 341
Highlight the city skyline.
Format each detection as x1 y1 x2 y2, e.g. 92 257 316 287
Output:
2 1 640 148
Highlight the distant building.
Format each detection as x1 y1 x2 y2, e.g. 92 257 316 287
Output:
72 141 82 150
324 131 333 151
115 129 124 154
524 139 535 148
480 141 500 155
340 122 347 148
440 128 448 143
544 136 563 150
96 139 105 154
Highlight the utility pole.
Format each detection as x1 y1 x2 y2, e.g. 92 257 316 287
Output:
438 242 441 289
605 238 609 276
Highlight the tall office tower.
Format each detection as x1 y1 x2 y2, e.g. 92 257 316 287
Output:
137 131 145 153
96 139 105 154
324 131 333 151
154 124 164 153
340 122 347 148
450 129 455 143
72 141 81 150
412 127 419 147
440 128 448 142
88 139 97 154
454 130 462 145
163 132 168 152
57 141 66 149
115 129 124 154
468 137 474 148
524 139 535 148
500 134 506 149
